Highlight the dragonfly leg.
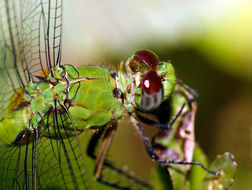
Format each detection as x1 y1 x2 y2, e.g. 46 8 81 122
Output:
87 122 149 189
130 116 219 175
176 80 198 101
93 122 117 181
152 81 198 130
87 127 105 160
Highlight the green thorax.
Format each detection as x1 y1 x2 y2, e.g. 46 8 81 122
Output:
66 66 123 129
0 65 123 145
28 65 123 130
28 65 124 130
24 69 68 129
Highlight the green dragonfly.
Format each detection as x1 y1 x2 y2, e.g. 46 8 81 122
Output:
0 0 219 189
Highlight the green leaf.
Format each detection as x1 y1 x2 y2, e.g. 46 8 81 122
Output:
200 152 237 190
151 166 173 190
188 144 208 190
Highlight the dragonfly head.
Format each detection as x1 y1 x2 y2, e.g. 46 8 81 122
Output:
127 50 176 112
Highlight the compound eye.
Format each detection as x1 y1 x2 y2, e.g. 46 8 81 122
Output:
141 70 163 111
129 50 159 72
142 70 161 95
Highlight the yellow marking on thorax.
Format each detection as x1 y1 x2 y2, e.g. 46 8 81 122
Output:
7 88 25 113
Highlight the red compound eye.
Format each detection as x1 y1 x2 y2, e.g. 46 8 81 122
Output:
142 70 161 95
135 50 159 69
129 50 159 72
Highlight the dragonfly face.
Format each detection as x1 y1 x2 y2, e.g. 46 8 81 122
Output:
123 50 176 112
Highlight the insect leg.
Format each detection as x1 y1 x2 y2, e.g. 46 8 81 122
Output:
87 122 149 189
87 127 105 159
152 81 198 130
152 101 187 130
176 80 198 102
93 122 117 181
130 116 219 175
89 122 126 189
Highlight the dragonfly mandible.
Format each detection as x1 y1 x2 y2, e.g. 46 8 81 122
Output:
0 0 219 189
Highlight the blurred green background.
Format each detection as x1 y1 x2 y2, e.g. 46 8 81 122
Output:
62 0 252 189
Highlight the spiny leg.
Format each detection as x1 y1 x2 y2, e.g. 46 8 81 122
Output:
152 81 198 130
88 126 147 186
87 123 149 189
176 80 198 102
87 127 105 160
93 122 118 181
89 122 128 189
130 116 219 175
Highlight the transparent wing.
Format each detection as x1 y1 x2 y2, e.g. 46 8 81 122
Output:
0 0 62 119
0 0 90 189
19 0 63 77
0 107 90 189
35 106 90 189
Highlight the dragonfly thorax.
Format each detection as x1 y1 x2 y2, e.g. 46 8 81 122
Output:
24 65 70 130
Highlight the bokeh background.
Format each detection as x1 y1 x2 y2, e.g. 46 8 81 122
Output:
62 0 252 189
